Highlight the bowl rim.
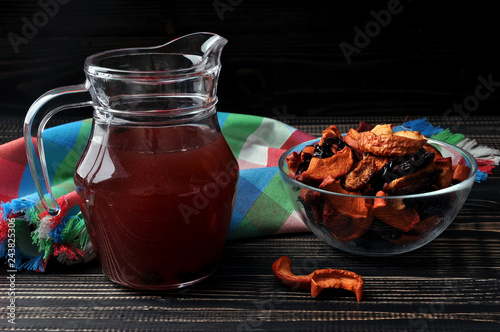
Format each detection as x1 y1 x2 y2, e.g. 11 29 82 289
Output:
278 137 479 199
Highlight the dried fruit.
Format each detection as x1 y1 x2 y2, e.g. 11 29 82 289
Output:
356 121 374 132
320 177 373 242
271 256 313 290
271 256 364 302
319 125 342 146
356 126 427 156
435 157 453 188
285 121 472 247
299 189 324 224
301 145 316 162
452 164 471 183
383 163 441 195
344 128 361 152
344 155 377 191
286 151 301 177
391 149 435 178
301 147 355 183
310 268 364 302
373 191 420 232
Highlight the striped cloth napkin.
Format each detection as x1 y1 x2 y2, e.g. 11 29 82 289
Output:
1 113 498 271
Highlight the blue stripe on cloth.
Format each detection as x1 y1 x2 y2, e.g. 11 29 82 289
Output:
228 168 276 236
245 166 279 192
393 118 444 137
43 121 82 150
43 139 73 182
18 163 40 198
217 112 230 128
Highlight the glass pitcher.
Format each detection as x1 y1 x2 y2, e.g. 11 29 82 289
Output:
24 32 239 289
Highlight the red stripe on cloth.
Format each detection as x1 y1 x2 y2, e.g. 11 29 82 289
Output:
238 158 266 170
280 130 316 151
0 137 28 166
267 147 286 167
0 158 26 202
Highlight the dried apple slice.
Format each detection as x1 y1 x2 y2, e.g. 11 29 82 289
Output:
344 155 377 191
319 124 342 145
285 151 301 177
357 126 427 156
435 157 453 189
373 191 420 231
320 177 373 242
301 147 355 182
452 164 471 183
310 268 364 302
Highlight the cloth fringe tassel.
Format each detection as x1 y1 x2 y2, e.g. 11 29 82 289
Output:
0 191 90 272
396 118 500 183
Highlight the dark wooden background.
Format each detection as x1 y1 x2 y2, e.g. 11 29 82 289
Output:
1 0 499 119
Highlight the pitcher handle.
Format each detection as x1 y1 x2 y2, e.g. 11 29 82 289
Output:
23 83 93 216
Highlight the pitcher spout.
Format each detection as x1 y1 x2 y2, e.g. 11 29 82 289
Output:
153 32 228 73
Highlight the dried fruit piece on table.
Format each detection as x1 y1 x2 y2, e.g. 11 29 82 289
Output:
373 191 420 232
271 256 364 302
271 256 313 290
310 268 364 302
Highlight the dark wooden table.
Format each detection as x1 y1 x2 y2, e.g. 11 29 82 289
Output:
1 115 499 331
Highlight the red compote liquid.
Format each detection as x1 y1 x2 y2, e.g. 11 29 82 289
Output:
74 122 238 289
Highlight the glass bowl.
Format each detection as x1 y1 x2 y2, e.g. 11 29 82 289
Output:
278 138 478 256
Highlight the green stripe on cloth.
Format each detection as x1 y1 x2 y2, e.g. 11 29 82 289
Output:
53 120 92 184
262 171 295 213
238 182 290 236
221 113 264 158
228 216 264 239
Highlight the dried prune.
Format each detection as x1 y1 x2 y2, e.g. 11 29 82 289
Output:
313 137 348 158
371 148 435 187
392 149 435 177
313 144 333 158
295 161 310 176
370 218 404 240
383 164 441 195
